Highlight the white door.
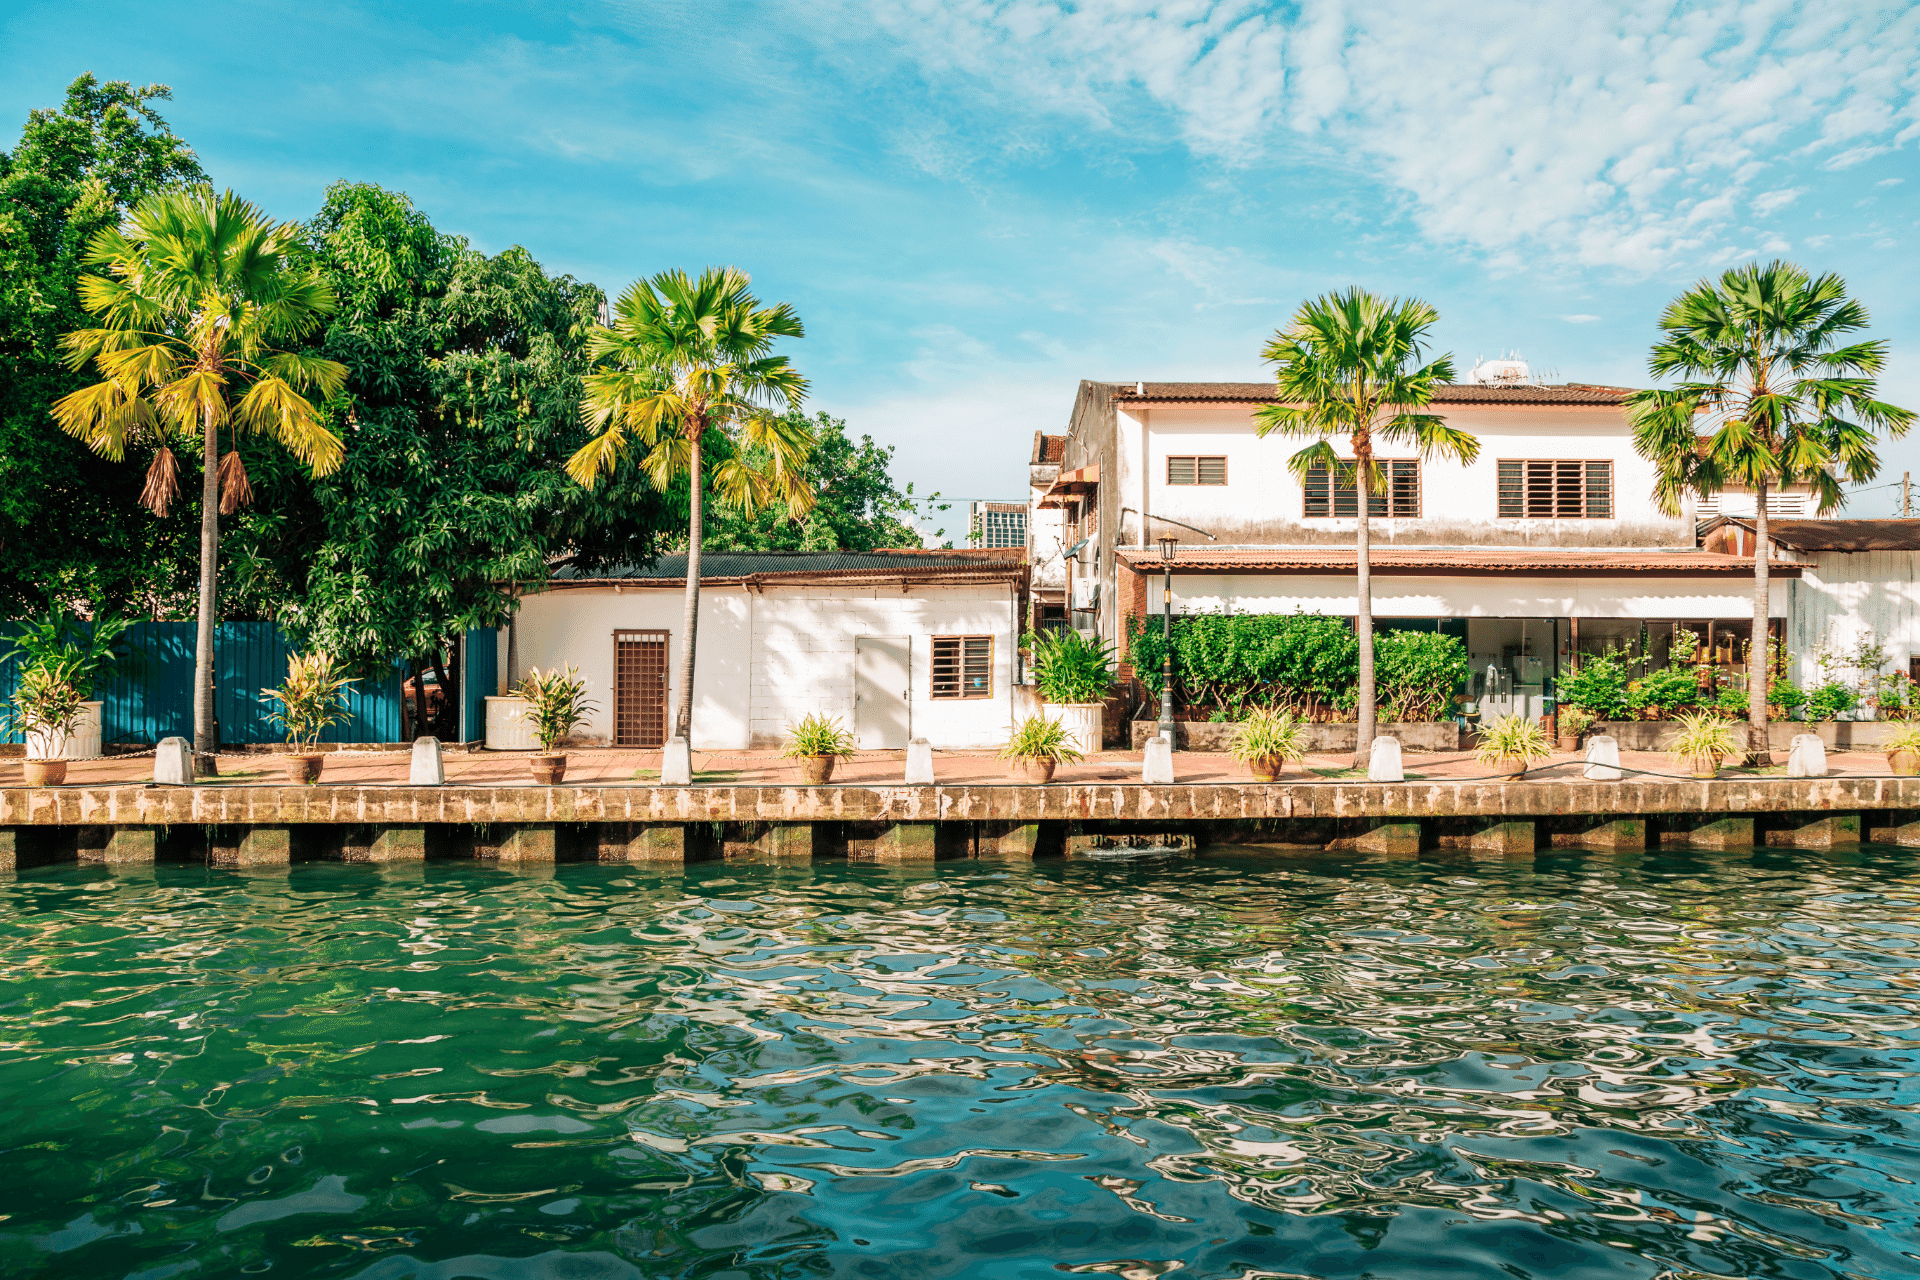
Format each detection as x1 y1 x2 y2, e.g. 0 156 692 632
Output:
855 637 911 749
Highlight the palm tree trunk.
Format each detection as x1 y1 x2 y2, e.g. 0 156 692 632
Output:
192 412 220 777
673 430 703 741
1749 481 1773 765
1354 450 1375 771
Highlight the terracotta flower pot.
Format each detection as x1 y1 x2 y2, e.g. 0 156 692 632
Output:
23 758 66 787
1244 754 1284 783
286 754 324 785
1888 749 1920 777
1557 734 1580 753
531 753 567 785
1689 757 1720 780
1012 756 1057 784
1496 759 1526 782
800 754 836 785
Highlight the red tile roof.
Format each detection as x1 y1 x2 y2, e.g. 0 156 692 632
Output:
1116 546 1794 577
1110 381 1634 407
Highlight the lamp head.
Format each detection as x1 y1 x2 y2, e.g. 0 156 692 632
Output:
1157 534 1177 563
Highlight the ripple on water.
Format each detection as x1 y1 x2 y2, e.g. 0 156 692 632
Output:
0 847 1916 1278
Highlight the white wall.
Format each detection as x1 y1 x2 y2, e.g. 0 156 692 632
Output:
1118 403 1684 543
1786 552 1920 686
511 582 1021 750
1160 574 1790 619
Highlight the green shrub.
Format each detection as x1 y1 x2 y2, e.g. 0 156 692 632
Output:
1557 650 1630 721
1375 631 1469 722
998 715 1085 763
1128 611 1357 719
1225 707 1309 764
1026 629 1115 704
780 713 856 758
1624 666 1703 719
1804 681 1856 722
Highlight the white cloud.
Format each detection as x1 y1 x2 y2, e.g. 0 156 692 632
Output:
1558 314 1603 323
1881 178 1906 186
1751 187 1808 216
818 0 1920 272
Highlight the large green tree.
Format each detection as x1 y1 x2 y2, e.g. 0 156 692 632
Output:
225 182 682 731
568 267 814 742
0 74 206 615
1255 288 1477 768
699 410 923 551
1627 260 1913 764
55 187 348 773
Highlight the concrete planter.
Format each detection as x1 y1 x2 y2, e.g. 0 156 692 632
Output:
1048 703 1104 756
1132 719 1462 752
26 701 101 761
485 696 538 750
1594 719 1897 752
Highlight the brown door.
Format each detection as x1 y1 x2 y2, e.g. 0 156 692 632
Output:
614 630 668 747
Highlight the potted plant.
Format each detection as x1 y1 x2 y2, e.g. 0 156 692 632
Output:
1556 705 1595 753
3 611 135 762
1226 706 1308 782
781 713 856 784
1666 711 1742 779
1883 722 1920 777
998 714 1085 783
260 653 357 784
6 660 88 786
514 666 596 784
1027 630 1115 754
1474 714 1553 781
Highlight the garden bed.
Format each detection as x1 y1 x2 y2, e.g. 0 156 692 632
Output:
1590 719 1897 752
1132 720 1463 752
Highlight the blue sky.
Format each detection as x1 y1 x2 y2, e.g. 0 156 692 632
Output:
5 0 1918 524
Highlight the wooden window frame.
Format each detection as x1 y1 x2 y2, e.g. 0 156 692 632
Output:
1497 459 1614 519
1302 459 1420 518
930 634 993 700
1165 455 1229 486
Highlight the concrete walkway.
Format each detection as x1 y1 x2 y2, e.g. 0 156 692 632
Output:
3 743 1898 788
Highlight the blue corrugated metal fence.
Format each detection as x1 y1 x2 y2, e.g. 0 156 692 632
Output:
0 621 423 746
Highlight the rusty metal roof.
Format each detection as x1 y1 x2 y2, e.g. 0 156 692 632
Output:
1702 516 1920 552
1115 546 1793 577
1109 381 1634 407
550 548 1027 587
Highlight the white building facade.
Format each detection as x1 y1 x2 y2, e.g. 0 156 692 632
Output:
505 551 1028 751
1039 379 1792 718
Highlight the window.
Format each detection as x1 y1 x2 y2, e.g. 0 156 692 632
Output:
1303 460 1419 518
931 636 992 699
1166 455 1228 485
1498 460 1613 518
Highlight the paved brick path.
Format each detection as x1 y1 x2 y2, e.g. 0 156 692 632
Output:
1 744 1897 788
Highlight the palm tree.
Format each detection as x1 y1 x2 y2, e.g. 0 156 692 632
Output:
566 267 813 742
1255 288 1477 769
1627 260 1912 765
53 187 346 776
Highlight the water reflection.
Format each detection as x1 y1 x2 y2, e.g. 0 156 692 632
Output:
0 846 1915 1278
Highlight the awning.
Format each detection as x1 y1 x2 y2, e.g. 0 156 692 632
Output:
1115 546 1797 578
1037 463 1099 508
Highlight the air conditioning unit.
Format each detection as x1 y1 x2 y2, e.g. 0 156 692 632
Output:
1071 578 1100 611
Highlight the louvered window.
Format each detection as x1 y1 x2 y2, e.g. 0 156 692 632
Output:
1497 460 1613 518
1303 460 1419 518
1166 455 1228 485
931 636 992 699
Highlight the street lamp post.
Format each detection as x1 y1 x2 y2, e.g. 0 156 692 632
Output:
1158 535 1177 745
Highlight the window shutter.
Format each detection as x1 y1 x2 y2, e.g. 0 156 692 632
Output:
1498 461 1523 517
1584 461 1612 518
1166 456 1196 485
931 637 960 699
1197 456 1227 485
1303 464 1330 517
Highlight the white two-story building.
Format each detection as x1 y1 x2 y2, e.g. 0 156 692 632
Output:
1037 375 1796 719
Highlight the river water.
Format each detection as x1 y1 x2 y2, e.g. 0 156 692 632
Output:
1 847 1916 1279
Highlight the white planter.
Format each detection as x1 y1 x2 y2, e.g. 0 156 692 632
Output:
1047 702 1104 755
484 696 537 750
27 701 102 760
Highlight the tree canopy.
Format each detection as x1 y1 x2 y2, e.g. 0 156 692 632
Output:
698 410 924 552
0 75 206 616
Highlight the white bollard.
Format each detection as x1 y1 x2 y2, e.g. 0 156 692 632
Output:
154 736 192 786
661 736 693 786
1583 734 1622 781
1367 736 1404 782
409 736 446 785
1142 734 1174 784
1787 733 1828 778
904 738 935 785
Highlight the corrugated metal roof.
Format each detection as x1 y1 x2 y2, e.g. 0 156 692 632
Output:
1109 381 1633 406
551 548 1026 583
1115 546 1793 577
1704 516 1920 552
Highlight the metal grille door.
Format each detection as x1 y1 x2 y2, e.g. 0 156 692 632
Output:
614 631 668 747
